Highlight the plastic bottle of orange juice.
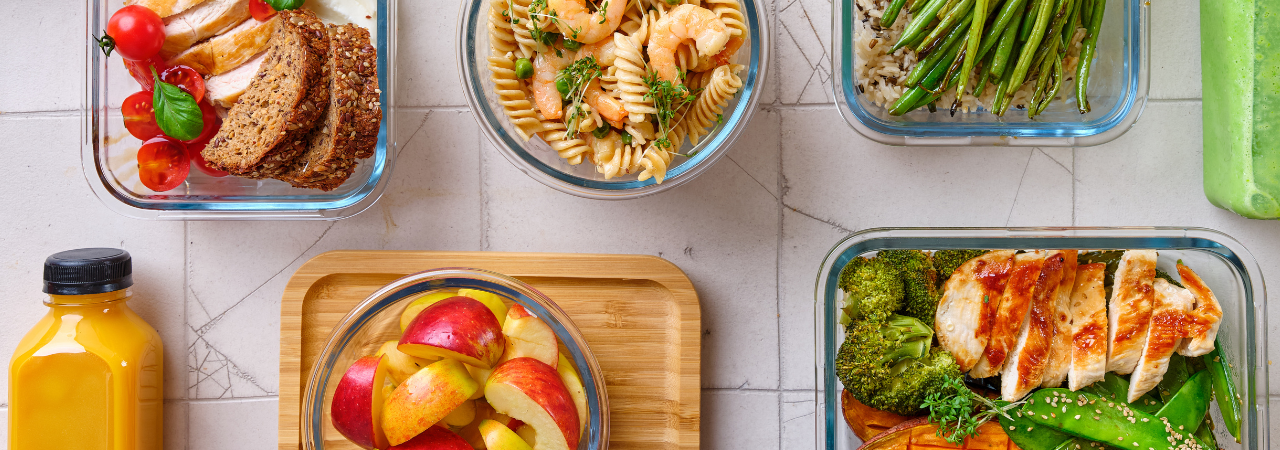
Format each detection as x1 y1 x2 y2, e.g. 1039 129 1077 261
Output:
9 248 163 450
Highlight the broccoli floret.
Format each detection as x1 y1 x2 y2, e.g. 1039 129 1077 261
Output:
837 256 870 292
879 250 941 327
932 250 988 286
841 257 904 321
836 314 961 415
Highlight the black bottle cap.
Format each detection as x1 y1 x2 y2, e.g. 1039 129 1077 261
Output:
43 248 133 295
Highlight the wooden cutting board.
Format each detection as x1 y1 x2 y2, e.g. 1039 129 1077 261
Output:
278 251 701 450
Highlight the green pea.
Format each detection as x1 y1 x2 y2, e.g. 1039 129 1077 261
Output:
514 58 534 79
620 133 633 145
556 77 571 96
563 39 582 51
591 126 611 139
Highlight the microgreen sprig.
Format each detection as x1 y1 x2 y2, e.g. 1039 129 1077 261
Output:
643 73 698 152
558 56 603 138
922 377 1024 444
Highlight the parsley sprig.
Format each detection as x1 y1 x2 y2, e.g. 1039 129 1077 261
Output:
922 377 1023 444
558 56 603 138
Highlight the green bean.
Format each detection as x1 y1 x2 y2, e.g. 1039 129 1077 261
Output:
1030 0 1075 77
881 0 910 26
989 9 1023 78
892 0 951 51
1062 0 1084 48
953 0 989 103
992 56 1017 115
1075 0 1104 113
890 35 966 115
905 13 973 86
1029 54 1063 118
1005 0 1055 99
1018 0 1040 41
1081 0 1094 29
915 0 974 53
939 0 962 18
976 0 1028 60
972 57 993 99
909 0 930 14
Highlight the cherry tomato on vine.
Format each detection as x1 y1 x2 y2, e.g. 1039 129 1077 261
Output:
249 0 278 21
137 137 191 192
122 91 164 140
161 65 205 102
106 5 166 60
124 56 168 91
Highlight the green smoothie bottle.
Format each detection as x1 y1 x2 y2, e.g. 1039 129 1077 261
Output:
1201 0 1279 219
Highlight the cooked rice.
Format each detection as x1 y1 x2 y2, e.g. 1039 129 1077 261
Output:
853 0 1088 114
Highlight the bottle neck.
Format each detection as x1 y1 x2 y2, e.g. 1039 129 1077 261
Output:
46 288 131 306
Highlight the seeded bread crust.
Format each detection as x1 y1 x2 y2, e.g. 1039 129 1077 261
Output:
201 9 329 177
277 24 380 191
351 30 382 160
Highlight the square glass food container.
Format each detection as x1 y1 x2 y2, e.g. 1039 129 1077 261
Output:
832 0 1150 147
814 227 1270 449
82 0 397 220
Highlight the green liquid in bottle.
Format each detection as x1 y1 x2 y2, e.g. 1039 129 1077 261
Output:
1201 0 1279 219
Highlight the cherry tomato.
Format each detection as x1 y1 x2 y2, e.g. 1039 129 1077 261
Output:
187 143 229 177
138 137 190 192
124 56 168 91
249 0 278 21
161 65 206 102
184 100 221 145
123 91 164 140
107 5 166 61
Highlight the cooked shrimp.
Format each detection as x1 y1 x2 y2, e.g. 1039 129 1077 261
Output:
532 52 571 120
648 4 731 83
549 0 627 44
583 78 627 128
575 37 619 66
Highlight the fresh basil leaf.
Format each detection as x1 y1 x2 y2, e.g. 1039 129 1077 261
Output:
151 68 203 141
264 0 306 10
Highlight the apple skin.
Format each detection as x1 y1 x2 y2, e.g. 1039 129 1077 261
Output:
388 426 471 450
458 288 510 326
377 340 436 385
479 419 533 450
399 297 506 369
331 355 391 449
501 305 559 368
383 358 480 446
400 292 459 332
484 357 581 450
555 353 588 434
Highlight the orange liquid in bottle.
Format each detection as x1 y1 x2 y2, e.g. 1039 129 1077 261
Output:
9 289 163 450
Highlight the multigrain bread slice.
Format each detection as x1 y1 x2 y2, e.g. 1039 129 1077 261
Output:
277 23 381 191
201 9 329 177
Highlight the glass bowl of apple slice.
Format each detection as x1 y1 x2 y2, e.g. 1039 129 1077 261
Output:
301 268 609 450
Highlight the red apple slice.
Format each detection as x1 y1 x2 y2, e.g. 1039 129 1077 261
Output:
484 358 580 450
480 419 534 450
501 305 559 368
331 355 392 449
399 297 506 369
459 288 511 326
400 292 459 332
555 354 588 434
388 425 471 450
383 358 480 446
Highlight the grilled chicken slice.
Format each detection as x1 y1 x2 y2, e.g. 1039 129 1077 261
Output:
1176 262 1224 357
1001 251 1068 401
205 51 266 108
1068 263 1108 391
970 251 1045 378
127 0 210 18
1040 250 1078 388
167 16 278 76
1106 250 1158 374
935 250 1016 372
160 0 251 59
1128 279 1195 402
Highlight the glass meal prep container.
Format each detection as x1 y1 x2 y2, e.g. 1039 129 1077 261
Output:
814 227 1270 449
82 0 397 220
832 0 1150 147
457 0 769 200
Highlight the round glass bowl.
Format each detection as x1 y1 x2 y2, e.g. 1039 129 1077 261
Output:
302 268 609 449
458 0 770 199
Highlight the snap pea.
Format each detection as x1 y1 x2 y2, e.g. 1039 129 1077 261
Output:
892 0 951 51
1195 416 1220 449
1156 353 1193 403
988 9 1023 79
1022 389 1202 450
1075 0 1105 113
1155 371 1213 433
1004 0 1055 99
905 13 974 86
998 408 1072 450
915 0 974 53
1079 372 1164 414
1205 346 1243 442
881 0 910 26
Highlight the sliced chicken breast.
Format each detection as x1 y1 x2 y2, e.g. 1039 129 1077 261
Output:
1040 250 1078 388
970 251 1045 378
167 16 278 76
1176 262 1224 357
1068 263 1108 391
1127 279 1195 402
160 0 251 59
935 250 1016 373
127 0 210 18
1001 251 1067 401
205 52 267 108
1106 250 1158 374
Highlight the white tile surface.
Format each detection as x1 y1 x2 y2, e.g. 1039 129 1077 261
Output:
4 0 1279 447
